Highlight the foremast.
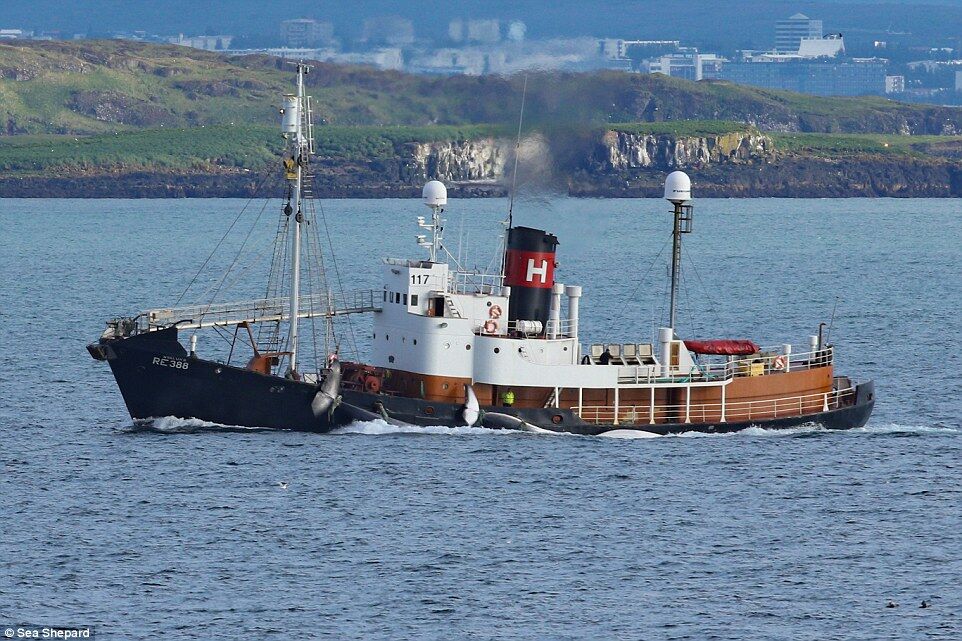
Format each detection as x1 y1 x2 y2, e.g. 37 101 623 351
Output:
281 63 315 378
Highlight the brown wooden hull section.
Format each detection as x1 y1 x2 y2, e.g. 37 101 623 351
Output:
344 362 835 426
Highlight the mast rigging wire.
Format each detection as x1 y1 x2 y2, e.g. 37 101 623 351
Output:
174 166 274 306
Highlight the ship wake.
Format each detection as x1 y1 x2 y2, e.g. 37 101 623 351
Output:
331 419 524 437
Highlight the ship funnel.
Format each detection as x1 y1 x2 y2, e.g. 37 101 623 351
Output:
664 171 692 203
504 226 559 331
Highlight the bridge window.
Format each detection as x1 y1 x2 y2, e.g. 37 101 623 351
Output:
411 294 418 306
403 294 408 305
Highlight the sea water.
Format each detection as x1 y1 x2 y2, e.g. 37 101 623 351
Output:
1 198 960 639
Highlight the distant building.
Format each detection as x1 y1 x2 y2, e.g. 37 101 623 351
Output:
506 21 526 42
280 19 334 48
956 70 962 92
643 49 725 81
466 19 500 44
361 16 414 46
797 34 844 58
168 34 233 51
599 39 685 72
885 75 905 94
408 48 507 75
775 13 822 53
0 29 26 40
449 19 503 44
259 47 404 71
720 59 886 96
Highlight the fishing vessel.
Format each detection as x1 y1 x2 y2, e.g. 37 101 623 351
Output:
89 67 875 435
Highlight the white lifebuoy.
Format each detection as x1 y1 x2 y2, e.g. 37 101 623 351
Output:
773 355 787 370
489 304 502 319
483 319 498 334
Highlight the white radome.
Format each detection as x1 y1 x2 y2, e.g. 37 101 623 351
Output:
422 180 448 207
664 171 692 203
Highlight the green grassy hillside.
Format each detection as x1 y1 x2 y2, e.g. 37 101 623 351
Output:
0 124 508 175
2 40 961 136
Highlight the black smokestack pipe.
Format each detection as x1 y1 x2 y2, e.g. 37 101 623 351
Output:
504 226 559 330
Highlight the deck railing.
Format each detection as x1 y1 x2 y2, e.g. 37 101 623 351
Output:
610 347 834 386
574 385 857 426
135 288 381 332
450 271 505 295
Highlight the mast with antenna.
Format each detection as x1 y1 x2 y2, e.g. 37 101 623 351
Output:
664 171 693 331
280 62 314 378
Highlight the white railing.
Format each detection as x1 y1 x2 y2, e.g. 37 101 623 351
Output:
604 346 834 386
476 318 576 338
451 270 505 295
140 288 381 331
574 385 857 426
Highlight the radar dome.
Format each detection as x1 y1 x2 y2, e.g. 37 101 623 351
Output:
422 180 447 207
664 171 691 203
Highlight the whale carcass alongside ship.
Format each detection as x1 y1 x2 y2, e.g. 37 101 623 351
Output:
88 65 875 435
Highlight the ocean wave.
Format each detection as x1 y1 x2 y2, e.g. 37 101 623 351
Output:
331 419 520 436
852 422 960 435
129 416 276 434
127 416 960 439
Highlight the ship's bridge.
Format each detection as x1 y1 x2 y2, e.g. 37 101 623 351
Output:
372 258 586 383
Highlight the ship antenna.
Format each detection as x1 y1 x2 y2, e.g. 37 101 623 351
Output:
825 296 840 345
500 75 527 283
507 74 527 231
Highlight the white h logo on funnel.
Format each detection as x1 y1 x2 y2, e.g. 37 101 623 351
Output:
526 259 549 284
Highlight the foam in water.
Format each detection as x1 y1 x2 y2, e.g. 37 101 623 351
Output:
598 429 661 439
853 422 960 435
135 416 273 434
136 416 960 439
331 419 519 436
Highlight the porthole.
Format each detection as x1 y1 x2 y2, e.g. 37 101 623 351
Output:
444 342 451 349
465 344 471 350
563 346 568 351
486 301 493 307
424 406 436 416
552 414 564 424
494 347 500 354
214 367 222 374
388 355 395 363
442 383 449 390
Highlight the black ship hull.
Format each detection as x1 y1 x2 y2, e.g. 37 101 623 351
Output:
90 327 347 431
92 327 875 436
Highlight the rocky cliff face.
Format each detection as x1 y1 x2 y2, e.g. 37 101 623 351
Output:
402 138 509 182
396 129 774 185
601 130 774 171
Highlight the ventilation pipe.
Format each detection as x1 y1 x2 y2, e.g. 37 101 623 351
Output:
659 327 674 377
565 285 582 339
548 282 565 338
